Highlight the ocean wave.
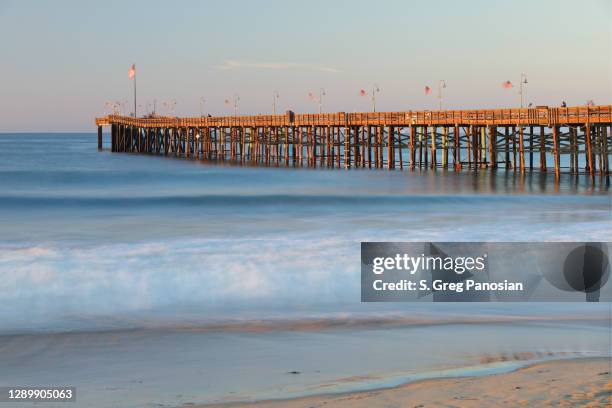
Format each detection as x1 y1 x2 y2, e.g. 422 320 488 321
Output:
1 237 611 335
0 193 608 209
0 238 358 332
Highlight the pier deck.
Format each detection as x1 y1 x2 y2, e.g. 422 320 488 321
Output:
96 105 611 176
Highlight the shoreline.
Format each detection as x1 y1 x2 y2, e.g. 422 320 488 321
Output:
1 312 609 337
195 357 611 408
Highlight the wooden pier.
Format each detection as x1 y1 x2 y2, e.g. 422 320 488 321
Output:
96 105 611 176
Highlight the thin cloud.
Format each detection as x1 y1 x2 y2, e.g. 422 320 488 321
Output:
315 66 341 73
215 60 340 73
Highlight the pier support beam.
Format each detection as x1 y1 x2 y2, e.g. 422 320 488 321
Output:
602 126 609 175
488 126 496 169
454 124 461 171
528 126 534 171
539 126 546 172
387 126 394 170
519 126 525 172
430 126 437 170
110 124 117 152
502 127 509 169
552 125 560 177
585 125 594 176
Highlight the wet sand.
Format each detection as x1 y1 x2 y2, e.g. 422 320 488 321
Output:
198 358 611 408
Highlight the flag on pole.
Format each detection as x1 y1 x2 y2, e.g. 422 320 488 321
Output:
224 99 230 105
502 80 513 89
308 92 315 101
129 64 137 117
359 89 367 97
424 86 432 95
128 64 136 80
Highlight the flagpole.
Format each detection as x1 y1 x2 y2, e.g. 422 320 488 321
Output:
133 67 137 117
372 86 376 113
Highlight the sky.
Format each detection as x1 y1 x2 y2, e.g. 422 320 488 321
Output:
0 0 610 132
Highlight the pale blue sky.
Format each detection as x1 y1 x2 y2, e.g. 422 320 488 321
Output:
0 0 610 131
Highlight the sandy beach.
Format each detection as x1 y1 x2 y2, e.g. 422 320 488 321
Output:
198 358 611 408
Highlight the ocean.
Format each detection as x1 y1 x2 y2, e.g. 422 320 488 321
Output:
0 133 610 407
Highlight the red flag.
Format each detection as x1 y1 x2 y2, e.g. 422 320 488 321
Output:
424 86 431 95
128 64 135 80
224 99 230 105
502 80 513 89
359 89 366 97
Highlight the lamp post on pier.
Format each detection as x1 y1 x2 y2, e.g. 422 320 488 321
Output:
272 91 280 115
519 73 528 108
318 88 326 114
438 80 447 110
199 97 206 117
233 94 240 116
163 99 176 116
371 84 380 112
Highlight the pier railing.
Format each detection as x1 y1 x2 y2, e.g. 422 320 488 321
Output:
97 105 612 128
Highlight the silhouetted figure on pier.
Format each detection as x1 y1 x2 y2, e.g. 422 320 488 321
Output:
561 101 567 107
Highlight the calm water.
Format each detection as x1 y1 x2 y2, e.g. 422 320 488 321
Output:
0 133 610 407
